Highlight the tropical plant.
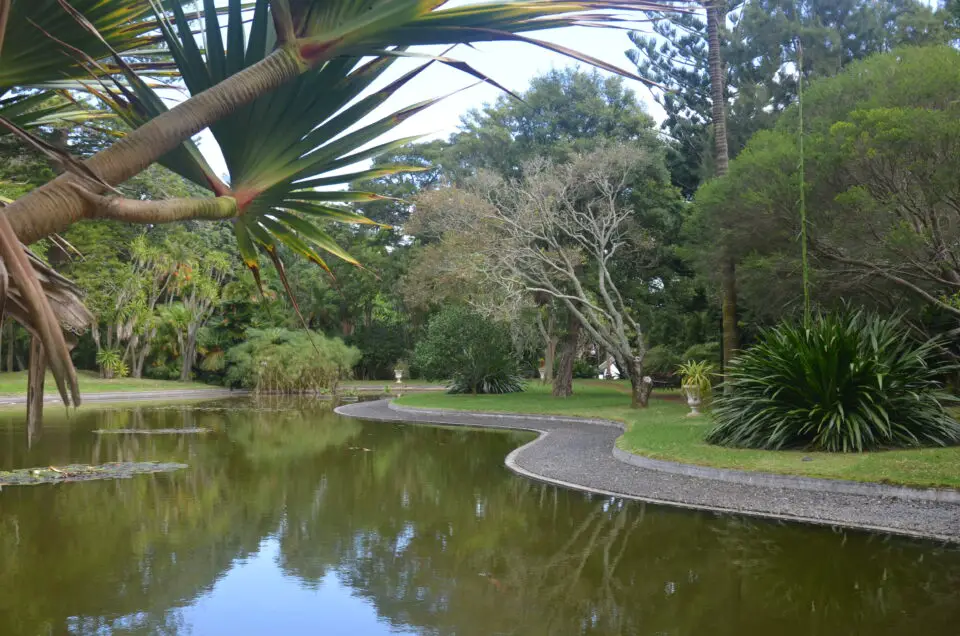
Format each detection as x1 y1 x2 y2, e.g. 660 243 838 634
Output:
224 328 360 393
95 347 128 378
393 359 410 379
706 310 960 452
0 0 673 410
677 360 714 397
413 306 523 395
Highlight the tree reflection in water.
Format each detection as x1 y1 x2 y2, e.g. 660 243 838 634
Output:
0 399 957 635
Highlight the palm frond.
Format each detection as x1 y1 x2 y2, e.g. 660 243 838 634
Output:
0 0 159 88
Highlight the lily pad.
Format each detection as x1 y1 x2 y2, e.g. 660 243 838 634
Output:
93 428 209 435
0 462 188 487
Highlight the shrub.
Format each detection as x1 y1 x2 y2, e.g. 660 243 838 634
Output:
95 348 129 379
413 306 523 394
573 358 597 379
706 311 960 452
225 328 360 393
644 345 681 380
680 341 721 367
346 320 408 380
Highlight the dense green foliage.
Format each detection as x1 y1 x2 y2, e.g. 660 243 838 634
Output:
224 328 360 393
3 2 958 413
692 46 960 352
413 307 522 394
628 0 953 195
707 311 960 452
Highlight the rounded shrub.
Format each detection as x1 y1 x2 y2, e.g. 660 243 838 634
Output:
706 311 960 452
225 328 360 393
413 306 523 395
643 345 681 381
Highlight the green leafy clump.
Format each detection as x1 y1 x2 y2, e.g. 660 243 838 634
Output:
225 328 360 394
677 360 715 397
95 348 129 378
413 307 523 395
707 311 960 452
643 346 681 379
680 342 721 367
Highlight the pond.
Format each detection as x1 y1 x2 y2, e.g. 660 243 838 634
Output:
0 398 957 635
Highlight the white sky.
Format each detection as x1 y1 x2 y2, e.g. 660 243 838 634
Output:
194 16 668 180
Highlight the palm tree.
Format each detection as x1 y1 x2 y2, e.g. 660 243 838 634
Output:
0 0 682 413
704 0 738 388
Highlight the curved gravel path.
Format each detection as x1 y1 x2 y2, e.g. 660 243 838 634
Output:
336 399 960 543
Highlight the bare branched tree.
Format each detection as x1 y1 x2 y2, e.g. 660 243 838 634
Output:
419 144 661 407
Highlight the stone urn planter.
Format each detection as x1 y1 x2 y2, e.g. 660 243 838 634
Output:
682 383 702 417
394 369 404 384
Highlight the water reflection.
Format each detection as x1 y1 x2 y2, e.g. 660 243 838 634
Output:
0 399 957 635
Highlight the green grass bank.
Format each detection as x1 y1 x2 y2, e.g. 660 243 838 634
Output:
395 380 960 489
0 371 217 396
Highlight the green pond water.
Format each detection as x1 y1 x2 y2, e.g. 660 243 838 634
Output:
0 398 957 635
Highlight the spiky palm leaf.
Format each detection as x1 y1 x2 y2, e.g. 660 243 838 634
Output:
0 0 170 135
0 0 157 88
93 0 458 283
98 0 671 282
0 0 164 406
2 0 682 408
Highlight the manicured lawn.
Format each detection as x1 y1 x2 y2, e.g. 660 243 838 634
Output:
341 379 447 388
0 371 218 396
396 380 960 489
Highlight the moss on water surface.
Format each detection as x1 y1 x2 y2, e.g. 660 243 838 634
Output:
0 462 188 486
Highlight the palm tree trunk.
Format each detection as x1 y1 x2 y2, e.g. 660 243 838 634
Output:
707 3 729 177
26 335 45 447
180 326 199 382
706 2 739 388
3 46 305 244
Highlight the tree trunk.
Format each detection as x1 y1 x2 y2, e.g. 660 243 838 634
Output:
707 3 729 177
627 357 653 408
133 342 150 379
706 2 739 390
180 329 198 382
543 336 557 384
6 322 13 372
721 257 739 379
3 47 305 245
552 313 580 397
26 335 45 447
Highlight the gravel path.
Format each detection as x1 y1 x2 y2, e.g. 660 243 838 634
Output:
336 399 960 543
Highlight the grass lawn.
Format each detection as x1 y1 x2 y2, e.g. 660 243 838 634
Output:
341 379 447 388
0 371 218 396
395 380 960 489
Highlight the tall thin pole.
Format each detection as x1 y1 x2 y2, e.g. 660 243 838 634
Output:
797 38 811 326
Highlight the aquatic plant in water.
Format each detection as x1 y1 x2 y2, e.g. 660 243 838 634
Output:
0 462 188 487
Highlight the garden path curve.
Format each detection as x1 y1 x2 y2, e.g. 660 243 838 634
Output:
336 399 960 543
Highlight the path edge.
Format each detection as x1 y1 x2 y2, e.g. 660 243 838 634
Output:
386 401 960 504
